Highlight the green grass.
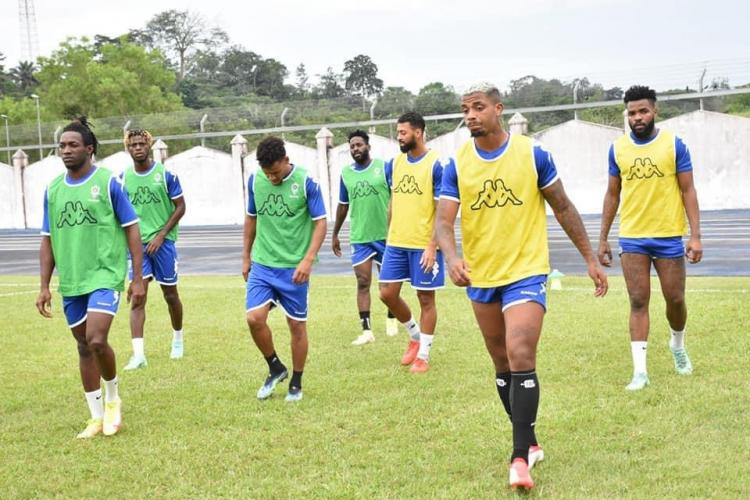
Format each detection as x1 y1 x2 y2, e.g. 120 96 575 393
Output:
1 275 749 498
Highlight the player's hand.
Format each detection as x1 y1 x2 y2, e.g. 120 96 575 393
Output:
597 240 612 267
36 288 52 318
420 244 437 273
587 260 608 297
128 278 146 308
146 233 165 256
447 257 471 287
332 234 342 257
293 258 313 284
242 256 252 282
686 236 703 264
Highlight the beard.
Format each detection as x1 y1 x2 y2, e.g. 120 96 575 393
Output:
630 119 655 140
399 139 416 153
353 151 370 164
470 128 487 138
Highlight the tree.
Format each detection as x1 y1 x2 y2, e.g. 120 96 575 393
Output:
10 61 38 96
313 67 345 99
0 53 13 96
343 54 383 109
295 63 310 96
377 86 415 117
144 9 228 81
414 82 459 115
35 37 183 118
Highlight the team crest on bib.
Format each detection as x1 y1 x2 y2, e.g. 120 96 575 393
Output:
90 185 100 200
290 182 300 198
154 173 162 182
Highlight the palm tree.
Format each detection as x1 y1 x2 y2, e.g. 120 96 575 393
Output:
10 61 38 96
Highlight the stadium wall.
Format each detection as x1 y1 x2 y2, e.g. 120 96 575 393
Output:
5 110 749 229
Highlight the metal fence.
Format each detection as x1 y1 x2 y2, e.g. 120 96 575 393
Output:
2 87 749 161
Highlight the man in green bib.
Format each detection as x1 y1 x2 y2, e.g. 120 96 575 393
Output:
332 130 398 345
242 136 327 402
36 118 145 438
121 129 187 370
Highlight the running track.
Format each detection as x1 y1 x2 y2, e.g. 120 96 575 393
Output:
1 210 748 277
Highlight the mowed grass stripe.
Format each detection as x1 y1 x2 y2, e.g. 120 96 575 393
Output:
1 275 748 498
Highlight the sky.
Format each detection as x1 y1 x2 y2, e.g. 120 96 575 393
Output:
2 0 749 93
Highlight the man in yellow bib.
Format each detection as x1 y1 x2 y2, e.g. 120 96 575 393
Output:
598 85 702 391
379 111 445 374
437 83 608 490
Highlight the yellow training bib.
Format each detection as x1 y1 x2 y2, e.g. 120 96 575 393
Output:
455 135 550 287
614 130 686 238
388 150 440 249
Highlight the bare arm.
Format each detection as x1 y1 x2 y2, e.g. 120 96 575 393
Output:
146 196 186 255
331 203 349 257
125 223 145 307
542 179 608 296
36 236 55 318
678 170 702 263
436 198 470 286
420 200 440 271
597 175 621 267
242 215 257 281
293 218 328 284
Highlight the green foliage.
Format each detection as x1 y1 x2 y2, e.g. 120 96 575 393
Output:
144 9 228 81
343 54 384 106
35 38 183 118
1 275 749 497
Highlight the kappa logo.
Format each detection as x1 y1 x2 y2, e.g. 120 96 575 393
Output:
130 185 160 206
350 180 378 199
258 194 294 216
470 178 523 210
627 157 664 180
393 174 423 195
56 201 97 228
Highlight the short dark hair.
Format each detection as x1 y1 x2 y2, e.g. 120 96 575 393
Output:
397 111 425 131
256 136 286 168
62 116 99 155
347 129 369 144
624 85 657 104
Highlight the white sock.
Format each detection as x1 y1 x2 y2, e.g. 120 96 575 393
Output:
403 317 420 341
84 389 104 420
132 337 144 357
173 329 183 342
103 376 119 402
670 328 685 351
417 333 434 361
631 341 648 375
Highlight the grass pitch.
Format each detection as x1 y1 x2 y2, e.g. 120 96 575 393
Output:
1 275 749 498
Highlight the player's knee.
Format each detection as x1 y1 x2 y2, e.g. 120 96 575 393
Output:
665 291 685 308
416 291 435 309
162 288 181 307
506 338 536 366
629 293 649 311
246 311 265 330
378 286 395 304
76 340 92 358
355 274 371 291
86 337 108 356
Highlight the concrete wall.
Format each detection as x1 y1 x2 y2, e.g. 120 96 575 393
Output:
97 151 132 175
660 111 750 210
0 162 25 229
4 111 748 229
23 156 65 229
533 120 623 214
165 146 245 226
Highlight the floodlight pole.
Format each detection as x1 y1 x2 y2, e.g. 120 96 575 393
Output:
30 94 42 160
0 114 10 164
